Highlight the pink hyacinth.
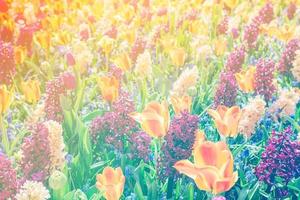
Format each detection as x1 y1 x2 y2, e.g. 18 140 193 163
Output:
287 2 296 20
254 59 276 101
0 41 16 85
278 39 300 73
217 16 228 35
130 36 147 62
20 123 51 182
0 153 18 200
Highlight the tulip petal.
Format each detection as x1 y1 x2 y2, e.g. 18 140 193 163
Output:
173 160 200 179
194 141 218 166
194 166 220 192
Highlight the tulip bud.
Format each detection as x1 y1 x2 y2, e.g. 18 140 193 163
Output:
60 72 76 90
49 170 67 190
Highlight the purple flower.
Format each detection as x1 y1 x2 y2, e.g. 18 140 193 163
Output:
225 46 245 73
278 39 300 73
255 127 300 197
214 71 238 107
217 16 228 35
159 111 199 178
90 91 137 152
0 153 18 200
244 22 260 49
258 2 274 24
20 123 51 182
254 59 276 101
129 131 152 162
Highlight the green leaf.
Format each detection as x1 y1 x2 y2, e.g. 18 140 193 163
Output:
83 110 104 123
134 182 145 200
248 182 260 200
288 177 300 193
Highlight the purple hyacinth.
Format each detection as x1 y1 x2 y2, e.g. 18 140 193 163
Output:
214 71 238 107
20 123 51 182
90 91 138 152
255 127 300 198
244 22 260 49
278 39 300 73
159 111 199 178
258 2 274 24
225 46 246 73
254 59 276 101
129 131 152 162
0 153 18 200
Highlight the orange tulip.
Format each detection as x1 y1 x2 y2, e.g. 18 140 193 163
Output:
129 101 170 138
174 141 238 195
97 76 119 103
207 105 242 137
193 130 206 149
235 66 256 93
114 52 132 72
96 167 125 200
169 47 186 67
170 95 192 115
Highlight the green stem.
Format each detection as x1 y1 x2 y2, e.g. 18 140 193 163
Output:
0 115 9 154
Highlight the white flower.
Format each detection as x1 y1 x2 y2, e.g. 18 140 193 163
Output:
15 181 50 200
135 51 152 77
45 120 66 171
171 66 199 96
238 96 266 137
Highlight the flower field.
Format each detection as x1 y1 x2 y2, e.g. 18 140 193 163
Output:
1 0 300 199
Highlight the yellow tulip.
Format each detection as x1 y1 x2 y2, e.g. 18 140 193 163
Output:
53 31 71 46
114 52 132 72
96 167 125 200
223 0 239 10
214 37 227 56
0 85 12 115
129 101 170 138
34 31 51 50
174 141 238 195
277 25 295 42
14 46 27 65
21 80 41 104
235 66 256 93
170 95 192 115
100 36 114 56
169 47 186 67
207 105 242 137
97 76 119 103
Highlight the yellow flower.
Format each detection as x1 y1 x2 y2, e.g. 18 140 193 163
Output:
53 31 71 46
0 85 12 115
96 167 125 200
174 141 238 195
277 24 295 42
100 36 114 56
235 66 256 93
97 76 119 103
21 80 41 104
214 37 227 56
34 31 51 50
114 52 132 72
170 95 192 115
208 105 242 138
223 0 239 10
14 46 27 65
169 47 186 67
